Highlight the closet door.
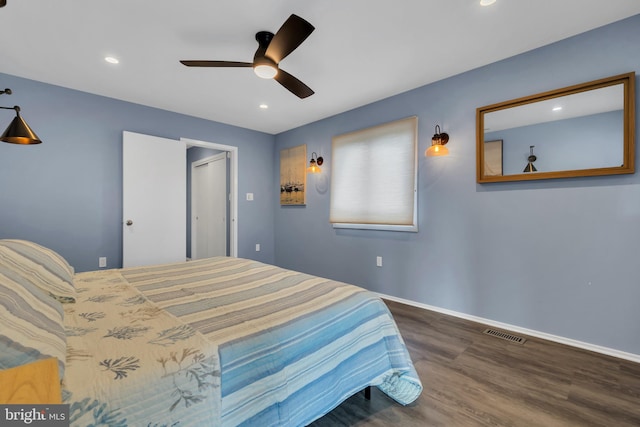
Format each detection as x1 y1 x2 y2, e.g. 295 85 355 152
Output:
192 152 227 259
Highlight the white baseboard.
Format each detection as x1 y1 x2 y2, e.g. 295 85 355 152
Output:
378 293 640 364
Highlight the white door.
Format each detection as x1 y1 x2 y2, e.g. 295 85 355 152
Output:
192 153 227 259
123 131 186 267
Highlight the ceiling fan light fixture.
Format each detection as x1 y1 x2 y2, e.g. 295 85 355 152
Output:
254 64 278 79
254 64 277 79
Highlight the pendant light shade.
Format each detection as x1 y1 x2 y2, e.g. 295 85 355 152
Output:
1 109 42 144
1 88 42 145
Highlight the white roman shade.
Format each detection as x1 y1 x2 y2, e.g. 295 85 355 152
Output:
330 116 418 231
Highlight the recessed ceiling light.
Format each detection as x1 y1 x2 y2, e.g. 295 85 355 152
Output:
104 56 119 64
480 0 496 6
259 104 269 109
552 106 563 111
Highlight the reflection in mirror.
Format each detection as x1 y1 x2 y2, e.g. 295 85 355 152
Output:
476 72 635 183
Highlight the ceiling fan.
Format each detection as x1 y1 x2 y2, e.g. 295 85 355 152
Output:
181 14 315 99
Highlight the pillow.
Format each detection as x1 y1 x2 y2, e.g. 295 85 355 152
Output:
0 239 76 303
0 267 66 381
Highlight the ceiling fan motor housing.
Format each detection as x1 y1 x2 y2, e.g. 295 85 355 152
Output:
255 31 274 49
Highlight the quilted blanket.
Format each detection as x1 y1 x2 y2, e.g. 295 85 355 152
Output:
63 270 221 426
122 257 422 426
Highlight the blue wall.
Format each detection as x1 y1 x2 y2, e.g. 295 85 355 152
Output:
0 76 276 270
274 15 640 355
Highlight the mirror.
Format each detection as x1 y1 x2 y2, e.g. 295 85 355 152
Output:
476 72 635 183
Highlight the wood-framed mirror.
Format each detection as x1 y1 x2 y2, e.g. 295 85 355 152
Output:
476 72 635 183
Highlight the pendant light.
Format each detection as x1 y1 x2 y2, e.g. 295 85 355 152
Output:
0 88 42 145
523 145 537 173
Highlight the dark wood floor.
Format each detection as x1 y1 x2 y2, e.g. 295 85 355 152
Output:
310 299 640 427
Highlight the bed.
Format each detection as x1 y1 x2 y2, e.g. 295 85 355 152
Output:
0 239 422 426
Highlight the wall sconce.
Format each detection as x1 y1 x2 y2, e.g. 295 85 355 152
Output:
307 151 323 173
425 125 449 157
523 145 537 172
0 88 42 144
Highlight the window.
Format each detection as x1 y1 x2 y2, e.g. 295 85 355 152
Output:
329 116 418 232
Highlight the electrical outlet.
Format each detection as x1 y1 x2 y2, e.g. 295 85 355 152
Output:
255 244 261 252
99 257 107 268
376 256 382 267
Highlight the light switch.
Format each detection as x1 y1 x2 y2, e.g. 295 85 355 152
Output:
246 193 254 201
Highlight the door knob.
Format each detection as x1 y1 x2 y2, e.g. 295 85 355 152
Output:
126 220 133 226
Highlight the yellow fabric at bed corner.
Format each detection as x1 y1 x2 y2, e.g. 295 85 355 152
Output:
0 358 62 404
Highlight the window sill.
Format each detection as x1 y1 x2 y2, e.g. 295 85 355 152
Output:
331 223 418 232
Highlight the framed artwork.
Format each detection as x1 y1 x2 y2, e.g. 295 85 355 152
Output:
484 140 503 176
280 144 307 205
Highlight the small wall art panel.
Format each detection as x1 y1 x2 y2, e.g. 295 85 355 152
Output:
280 144 307 205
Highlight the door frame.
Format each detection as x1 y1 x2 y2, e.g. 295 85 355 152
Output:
191 152 228 259
182 137 238 258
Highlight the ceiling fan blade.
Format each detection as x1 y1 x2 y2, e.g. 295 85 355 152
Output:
180 60 253 67
274 69 314 99
265 14 314 63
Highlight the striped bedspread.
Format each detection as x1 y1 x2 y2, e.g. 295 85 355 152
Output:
122 256 422 426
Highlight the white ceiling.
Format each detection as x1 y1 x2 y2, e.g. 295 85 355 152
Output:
1 1 639 135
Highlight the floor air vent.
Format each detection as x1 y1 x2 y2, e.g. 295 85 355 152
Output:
483 328 526 345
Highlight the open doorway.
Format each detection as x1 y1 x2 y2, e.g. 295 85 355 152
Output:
189 150 228 259
183 138 238 259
